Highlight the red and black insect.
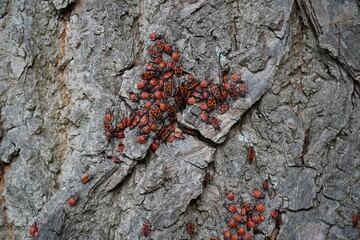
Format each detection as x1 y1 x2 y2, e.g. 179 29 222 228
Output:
163 80 174 96
225 190 235 201
147 46 160 58
270 209 282 225
29 222 41 237
160 124 175 142
186 222 195 235
113 129 125 138
182 129 198 136
186 75 200 89
150 104 162 120
255 201 265 213
103 120 113 132
149 32 161 41
142 71 158 80
81 174 93 184
209 84 223 102
216 102 229 115
353 214 359 227
173 62 183 77
139 125 151 135
247 147 255 164
150 139 160 151
163 43 173 55
141 221 151 237
137 134 149 144
226 218 237 228
223 203 237 213
118 143 125 153
173 131 184 139
166 102 177 118
230 74 243 83
206 94 217 112
239 84 247 97
203 172 211 186
263 180 269 190
109 156 121 164
252 190 265 199
200 112 209 123
68 196 79 206
224 230 231 240
172 48 180 61
155 39 166 52
209 116 220 130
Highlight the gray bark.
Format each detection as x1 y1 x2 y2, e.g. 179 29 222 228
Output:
0 0 359 239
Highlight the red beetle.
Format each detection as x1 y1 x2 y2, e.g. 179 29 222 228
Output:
241 203 254 212
150 139 160 151
172 48 180 61
237 227 246 235
138 92 150 99
223 203 237 213
225 190 235 201
110 156 121 164
252 213 260 224
149 32 161 41
163 43 172 55
186 222 195 235
231 234 240 240
270 209 282 225
353 214 358 227
174 131 185 139
226 218 237 228
209 116 221 130
137 135 149 144
68 196 79 206
203 173 211 186
137 80 148 89
81 174 93 184
234 214 243 223
240 208 247 216
200 112 209 123
263 180 269 190
113 130 125 138
252 190 265 199
141 221 151 237
224 230 231 240
29 223 39 236
239 84 247 97
243 233 253 240
246 218 255 229
139 125 151 135
118 143 125 153
129 93 139 102
104 109 111 121
230 74 243 83
247 147 255 164
199 102 209 111
187 97 196 105
255 202 265 213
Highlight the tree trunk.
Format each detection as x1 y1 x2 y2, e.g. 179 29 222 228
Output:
0 0 359 239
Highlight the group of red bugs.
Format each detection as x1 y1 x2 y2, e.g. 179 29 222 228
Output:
102 32 248 156
28 33 359 239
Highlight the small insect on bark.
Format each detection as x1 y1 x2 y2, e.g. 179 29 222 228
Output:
353 214 359 227
247 147 255 164
186 222 195 235
141 221 151 237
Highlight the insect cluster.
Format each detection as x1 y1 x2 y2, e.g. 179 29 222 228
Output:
220 190 267 240
102 32 248 156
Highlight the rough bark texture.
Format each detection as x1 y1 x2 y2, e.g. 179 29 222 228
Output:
0 0 359 239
